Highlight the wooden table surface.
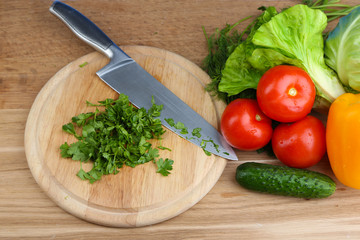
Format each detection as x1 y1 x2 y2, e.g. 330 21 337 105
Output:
2 0 360 239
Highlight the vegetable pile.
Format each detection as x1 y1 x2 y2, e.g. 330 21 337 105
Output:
203 1 360 110
60 94 174 183
202 0 360 197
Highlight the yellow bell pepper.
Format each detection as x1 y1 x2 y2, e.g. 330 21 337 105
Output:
327 93 360 189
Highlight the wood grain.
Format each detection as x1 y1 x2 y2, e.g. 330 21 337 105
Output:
24 46 227 227
2 0 360 239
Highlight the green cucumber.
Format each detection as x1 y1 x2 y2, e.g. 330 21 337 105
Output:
236 162 336 199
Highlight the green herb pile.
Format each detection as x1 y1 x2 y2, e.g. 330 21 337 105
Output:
60 94 174 183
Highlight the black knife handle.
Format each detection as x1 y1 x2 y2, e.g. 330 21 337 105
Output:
50 1 128 60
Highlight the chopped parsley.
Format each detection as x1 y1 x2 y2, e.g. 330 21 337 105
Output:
157 146 172 151
165 118 175 127
165 118 222 157
174 122 188 134
60 94 174 183
156 158 174 176
200 139 220 156
192 128 202 138
165 118 188 134
79 62 88 68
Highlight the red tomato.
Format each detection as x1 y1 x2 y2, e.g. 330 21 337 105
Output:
256 65 316 123
272 115 326 168
220 99 273 151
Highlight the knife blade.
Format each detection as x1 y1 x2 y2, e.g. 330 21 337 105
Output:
49 1 238 160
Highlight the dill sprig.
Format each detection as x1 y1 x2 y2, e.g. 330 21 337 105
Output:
201 14 257 103
202 16 253 102
304 0 360 22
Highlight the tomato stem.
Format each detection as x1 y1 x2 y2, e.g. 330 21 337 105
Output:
288 87 297 97
255 114 262 121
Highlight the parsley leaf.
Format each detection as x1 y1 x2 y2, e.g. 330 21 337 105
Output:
60 143 71 158
165 118 175 127
148 96 163 117
77 165 90 180
192 128 202 138
157 146 172 151
156 158 174 176
79 62 88 68
200 138 220 156
62 123 77 136
165 118 189 135
174 122 188 134
72 112 94 126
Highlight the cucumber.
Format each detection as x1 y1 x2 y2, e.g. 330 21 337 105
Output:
236 162 336 199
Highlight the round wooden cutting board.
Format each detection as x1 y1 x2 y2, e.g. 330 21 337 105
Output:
25 46 228 227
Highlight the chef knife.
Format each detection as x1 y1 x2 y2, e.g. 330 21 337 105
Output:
49 1 238 161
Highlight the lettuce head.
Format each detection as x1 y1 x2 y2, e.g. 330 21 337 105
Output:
325 6 360 92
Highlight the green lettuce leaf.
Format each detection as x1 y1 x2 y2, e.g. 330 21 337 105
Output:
218 43 263 95
248 48 303 71
218 7 278 96
324 6 360 91
251 4 345 104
